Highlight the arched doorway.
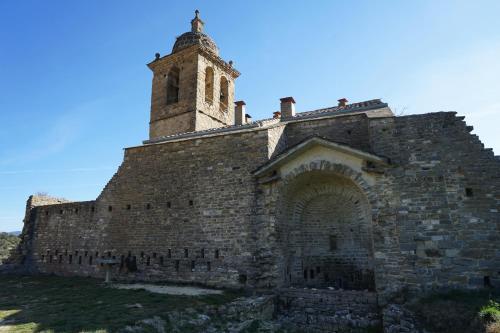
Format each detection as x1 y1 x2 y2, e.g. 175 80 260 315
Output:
279 170 375 290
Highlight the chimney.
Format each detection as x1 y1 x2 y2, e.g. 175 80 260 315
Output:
245 114 252 123
338 98 348 107
273 111 281 119
280 97 296 119
235 101 246 125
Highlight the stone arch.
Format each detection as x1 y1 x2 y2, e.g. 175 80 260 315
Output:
219 76 228 111
204 66 214 104
166 66 180 105
276 160 376 290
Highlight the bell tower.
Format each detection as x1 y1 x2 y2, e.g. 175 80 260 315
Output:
147 11 240 140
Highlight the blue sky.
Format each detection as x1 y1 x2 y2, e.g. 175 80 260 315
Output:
1 1 499 232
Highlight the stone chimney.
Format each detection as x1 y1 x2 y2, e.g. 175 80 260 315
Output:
280 97 296 119
245 114 252 123
338 98 348 107
235 101 246 125
273 111 281 119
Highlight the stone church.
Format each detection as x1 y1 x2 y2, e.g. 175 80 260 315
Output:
8 11 500 303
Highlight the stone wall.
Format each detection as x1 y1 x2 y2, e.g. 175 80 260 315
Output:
285 113 371 152
23 129 272 288
369 112 500 295
9 111 500 299
276 288 380 332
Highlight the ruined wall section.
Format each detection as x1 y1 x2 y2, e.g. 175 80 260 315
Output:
370 112 500 293
284 114 371 152
30 201 104 277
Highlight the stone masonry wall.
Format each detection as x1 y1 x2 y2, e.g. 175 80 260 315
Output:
26 129 271 289
369 112 500 293
9 111 499 299
285 113 371 152
277 288 380 332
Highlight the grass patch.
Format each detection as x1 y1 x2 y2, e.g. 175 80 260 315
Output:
0 274 241 333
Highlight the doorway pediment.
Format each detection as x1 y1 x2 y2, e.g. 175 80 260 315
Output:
253 136 389 185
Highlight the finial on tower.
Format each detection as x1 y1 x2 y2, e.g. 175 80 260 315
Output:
191 9 204 33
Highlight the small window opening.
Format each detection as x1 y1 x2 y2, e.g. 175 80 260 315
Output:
89 256 93 265
146 256 151 266
49 255 53 263
175 260 180 272
189 200 193 206
45 211 49 216
153 252 157 258
41 255 45 262
75 208 79 214
329 235 337 251
95 251 99 257
184 248 189 258
304 269 308 280
167 249 172 258
484 276 492 287
59 209 63 214
84 251 88 257
215 249 220 259
201 248 205 258
78 256 82 265
107 251 111 257
207 261 211 271
108 206 112 212
310 269 315 279
75 250 78 255
91 206 95 212
238 274 247 284
68 255 73 264
316 266 321 274
141 252 144 258
126 204 131 210
466 188 474 197
146 203 151 210
205 66 214 104
191 260 195 271
219 76 229 111
55 250 59 255
166 66 180 105
347 130 352 135
120 255 124 268
167 202 171 208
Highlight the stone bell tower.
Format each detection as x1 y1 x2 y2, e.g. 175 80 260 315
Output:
147 10 240 140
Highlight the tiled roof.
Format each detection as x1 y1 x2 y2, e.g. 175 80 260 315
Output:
142 99 388 145
291 99 387 120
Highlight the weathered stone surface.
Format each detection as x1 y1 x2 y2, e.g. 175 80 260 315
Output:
3 10 500 333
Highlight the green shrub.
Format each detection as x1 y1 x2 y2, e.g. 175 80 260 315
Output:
480 300 500 322
0 232 20 263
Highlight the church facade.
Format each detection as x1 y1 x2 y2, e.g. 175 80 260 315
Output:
10 12 500 300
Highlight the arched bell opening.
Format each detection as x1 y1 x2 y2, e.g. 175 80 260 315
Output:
278 170 375 291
